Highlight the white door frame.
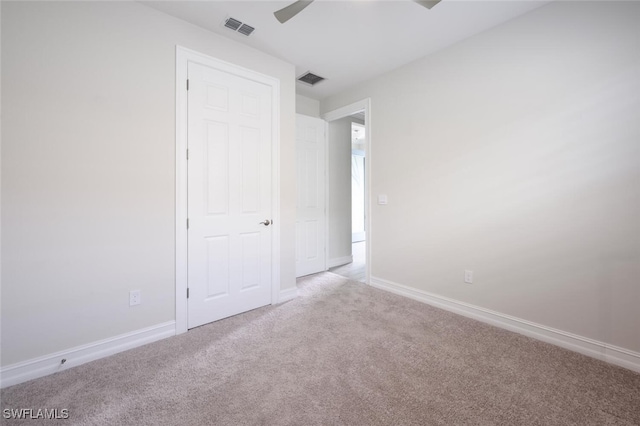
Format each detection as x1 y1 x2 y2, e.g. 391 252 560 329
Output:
175 46 281 334
323 99 371 285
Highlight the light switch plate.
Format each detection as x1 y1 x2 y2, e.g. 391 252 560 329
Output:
378 194 388 205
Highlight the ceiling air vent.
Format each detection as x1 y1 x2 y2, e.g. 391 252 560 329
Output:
224 17 255 36
297 71 325 86
224 17 242 31
237 24 255 36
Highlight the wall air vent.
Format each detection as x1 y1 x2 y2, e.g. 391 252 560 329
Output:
297 71 325 86
224 17 255 36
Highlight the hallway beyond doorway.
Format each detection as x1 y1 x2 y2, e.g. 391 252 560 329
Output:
329 241 365 283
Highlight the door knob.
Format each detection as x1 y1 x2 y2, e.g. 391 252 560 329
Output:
259 219 271 226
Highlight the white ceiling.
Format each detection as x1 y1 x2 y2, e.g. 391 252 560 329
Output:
141 0 550 100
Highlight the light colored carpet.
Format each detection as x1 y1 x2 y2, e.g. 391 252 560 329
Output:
2 272 639 425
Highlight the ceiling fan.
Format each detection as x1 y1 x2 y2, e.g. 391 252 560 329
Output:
274 0 442 24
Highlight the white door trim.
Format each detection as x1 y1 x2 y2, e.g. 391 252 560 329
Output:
322 99 372 285
175 46 281 334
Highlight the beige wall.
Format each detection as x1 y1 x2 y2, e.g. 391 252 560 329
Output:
326 116 365 264
296 94 320 118
1 1 296 366
321 1 640 353
327 117 352 263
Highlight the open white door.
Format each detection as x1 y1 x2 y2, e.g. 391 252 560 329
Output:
187 61 274 329
295 114 327 277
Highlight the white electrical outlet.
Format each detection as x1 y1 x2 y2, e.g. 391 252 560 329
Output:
464 270 473 284
129 290 141 306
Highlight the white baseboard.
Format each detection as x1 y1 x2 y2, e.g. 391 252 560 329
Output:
328 255 353 269
1 321 176 389
278 286 298 303
370 276 640 374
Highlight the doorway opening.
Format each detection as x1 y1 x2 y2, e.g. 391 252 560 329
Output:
323 100 371 284
351 121 366 245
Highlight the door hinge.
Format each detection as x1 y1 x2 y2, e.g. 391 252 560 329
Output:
187 218 189 229
186 149 189 160
187 288 190 298
186 79 189 91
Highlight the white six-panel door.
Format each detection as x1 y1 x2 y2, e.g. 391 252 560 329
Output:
187 61 273 329
295 114 326 277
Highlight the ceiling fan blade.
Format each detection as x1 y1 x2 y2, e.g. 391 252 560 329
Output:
274 0 314 23
413 0 442 10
